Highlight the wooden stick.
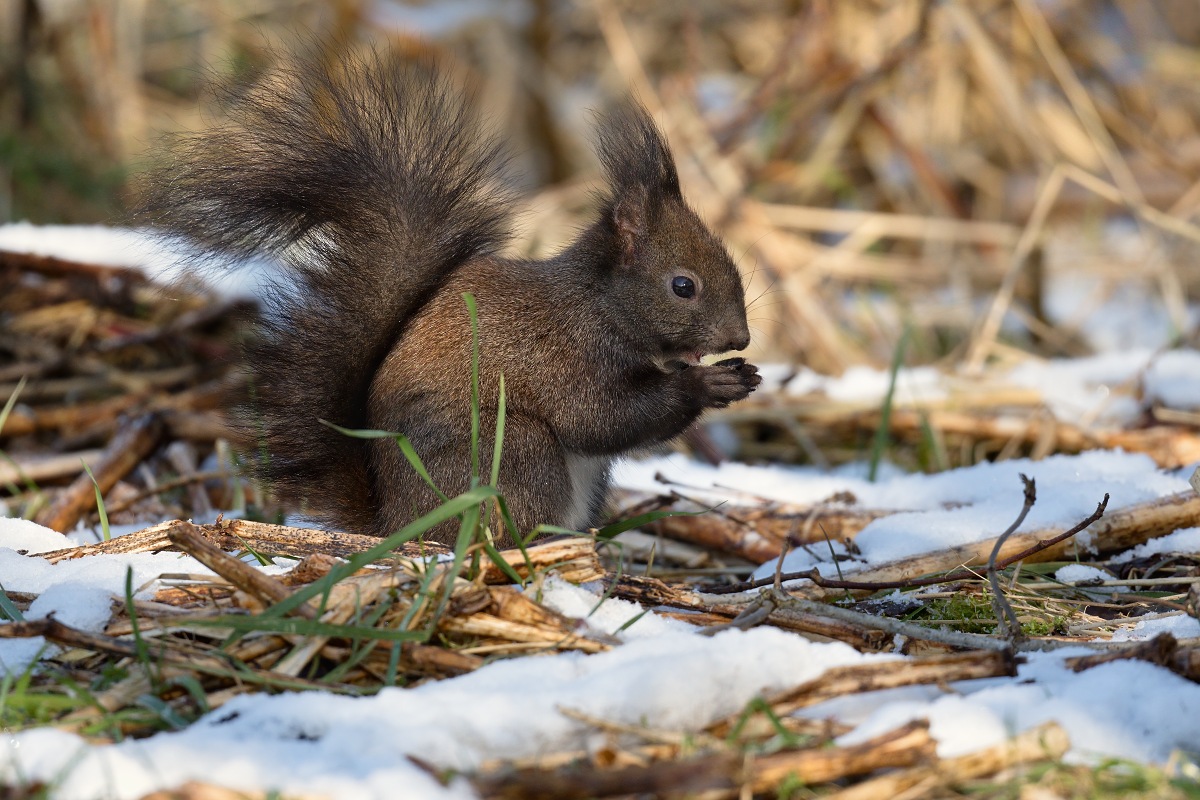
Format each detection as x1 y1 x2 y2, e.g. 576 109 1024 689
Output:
474 720 934 798
707 650 1016 738
45 520 601 587
613 489 891 561
166 522 316 619
607 574 891 650
480 537 605 584
825 721 1070 800
1065 633 1200 681
750 719 934 788
439 612 610 654
804 490 1200 598
0 394 145 438
42 518 442 563
0 448 105 486
875 409 1200 470
0 248 144 282
34 412 165 532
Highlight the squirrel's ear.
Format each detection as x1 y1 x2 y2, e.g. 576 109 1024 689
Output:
612 184 648 264
595 102 681 250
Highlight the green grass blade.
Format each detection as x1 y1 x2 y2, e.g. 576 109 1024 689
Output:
917 409 948 473
0 582 24 621
481 541 524 585
490 373 506 488
595 508 707 541
232 534 272 567
615 608 651 633
385 641 403 686
0 376 26 435
493 495 524 548
868 326 911 482
187 614 431 641
124 567 157 687
419 503 485 639
81 461 110 542
255 485 499 621
321 421 449 503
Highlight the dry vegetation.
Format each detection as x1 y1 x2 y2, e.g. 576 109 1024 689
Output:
4 1 1200 798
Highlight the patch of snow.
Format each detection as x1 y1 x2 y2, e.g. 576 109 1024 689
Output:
619 450 1186 567
0 223 267 298
1109 527 1200 564
1144 350 1200 410
836 650 1200 763
370 0 530 36
1054 563 1129 597
0 517 72 554
1111 613 1200 642
0 630 877 799
1007 349 1153 425
0 517 214 675
1054 564 1120 585
534 575 688 639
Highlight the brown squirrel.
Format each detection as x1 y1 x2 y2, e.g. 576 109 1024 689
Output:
142 51 760 544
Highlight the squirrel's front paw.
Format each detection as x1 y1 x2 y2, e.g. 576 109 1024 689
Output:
695 359 761 408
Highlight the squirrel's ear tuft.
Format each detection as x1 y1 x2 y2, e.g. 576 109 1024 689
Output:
595 102 681 215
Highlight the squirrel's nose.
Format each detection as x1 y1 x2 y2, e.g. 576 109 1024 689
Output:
725 333 750 352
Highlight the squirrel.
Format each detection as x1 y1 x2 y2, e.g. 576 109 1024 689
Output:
141 50 761 544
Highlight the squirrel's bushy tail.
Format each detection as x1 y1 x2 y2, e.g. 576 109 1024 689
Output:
141 49 513 527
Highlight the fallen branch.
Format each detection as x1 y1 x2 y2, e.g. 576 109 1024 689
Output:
707 650 1017 738
34 412 165 532
706 487 1110 595
474 719 934 798
609 574 890 650
826 721 1069 799
43 519 604 584
794 489 1131 600
0 447 105 486
611 488 891 562
1065 633 1200 681
43 518 444 564
166 522 317 619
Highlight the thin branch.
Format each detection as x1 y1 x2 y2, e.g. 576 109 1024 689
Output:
988 474 1036 641
995 492 1109 567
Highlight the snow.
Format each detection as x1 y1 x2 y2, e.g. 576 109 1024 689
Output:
1054 563 1121 586
2 627 875 799
625 449 1188 575
1007 349 1154 425
0 222 268 297
3 224 1200 796
1145 350 1200 411
0 223 180 272
1053 564 1129 597
834 652 1200 762
4 493 1199 796
0 524 213 672
535 575 689 639
1109 527 1200 563
1111 614 1200 642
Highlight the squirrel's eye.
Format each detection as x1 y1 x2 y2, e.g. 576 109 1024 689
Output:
671 275 696 299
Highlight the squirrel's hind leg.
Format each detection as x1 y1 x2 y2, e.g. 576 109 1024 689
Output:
368 413 575 546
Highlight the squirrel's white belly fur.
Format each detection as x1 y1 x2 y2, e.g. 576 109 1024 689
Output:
563 453 612 531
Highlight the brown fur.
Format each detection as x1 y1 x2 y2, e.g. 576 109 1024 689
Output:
141 48 760 544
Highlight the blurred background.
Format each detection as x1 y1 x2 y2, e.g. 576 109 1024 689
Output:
4 0 1200 381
